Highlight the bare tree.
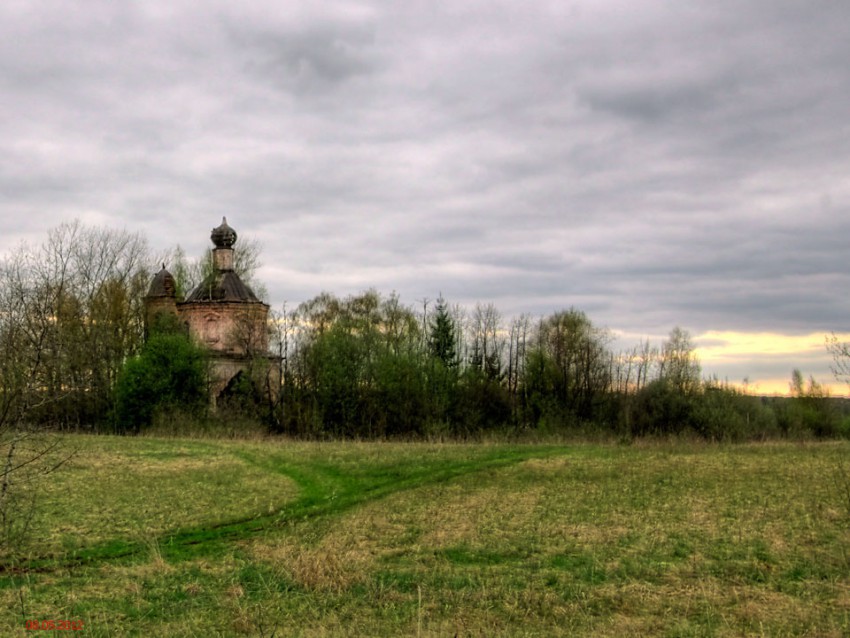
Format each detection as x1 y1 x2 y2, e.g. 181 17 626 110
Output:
0 222 151 428
658 327 701 393
468 303 504 379
826 333 850 387
0 254 69 560
507 314 531 397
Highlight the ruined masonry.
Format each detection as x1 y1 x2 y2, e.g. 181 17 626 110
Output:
144 218 275 407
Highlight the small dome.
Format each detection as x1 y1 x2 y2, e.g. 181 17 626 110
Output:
211 217 237 248
147 265 176 298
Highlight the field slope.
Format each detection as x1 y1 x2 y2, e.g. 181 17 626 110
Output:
2 436 849 636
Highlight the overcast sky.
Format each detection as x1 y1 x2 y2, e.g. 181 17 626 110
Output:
2 1 849 393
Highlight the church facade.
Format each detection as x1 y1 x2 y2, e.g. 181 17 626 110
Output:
145 218 276 407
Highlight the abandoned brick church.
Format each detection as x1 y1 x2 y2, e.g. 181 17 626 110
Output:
144 218 275 407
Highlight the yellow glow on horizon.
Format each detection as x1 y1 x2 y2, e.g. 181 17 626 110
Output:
695 330 850 361
744 377 848 396
693 330 850 396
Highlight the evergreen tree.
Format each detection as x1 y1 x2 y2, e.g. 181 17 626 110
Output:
429 296 458 369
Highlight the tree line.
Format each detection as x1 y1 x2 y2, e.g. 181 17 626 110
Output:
1 221 848 440
271 290 849 440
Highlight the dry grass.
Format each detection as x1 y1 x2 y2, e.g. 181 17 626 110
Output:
243 442 850 636
28 436 299 553
3 438 850 636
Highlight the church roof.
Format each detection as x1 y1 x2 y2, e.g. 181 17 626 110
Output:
146 265 176 298
183 270 262 304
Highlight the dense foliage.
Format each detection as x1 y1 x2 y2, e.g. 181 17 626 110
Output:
1 221 849 439
272 290 850 441
113 320 208 433
0 222 149 429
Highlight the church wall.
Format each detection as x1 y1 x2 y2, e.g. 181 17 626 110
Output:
178 301 270 356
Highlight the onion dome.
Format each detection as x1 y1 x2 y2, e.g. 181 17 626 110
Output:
146 264 176 298
211 217 237 248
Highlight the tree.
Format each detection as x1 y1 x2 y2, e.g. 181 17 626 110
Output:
429 295 458 369
506 315 530 395
630 378 694 437
290 290 428 437
452 303 510 434
113 323 208 433
0 221 151 428
525 309 612 422
0 252 69 560
826 333 850 388
467 303 503 380
782 368 840 438
658 327 701 394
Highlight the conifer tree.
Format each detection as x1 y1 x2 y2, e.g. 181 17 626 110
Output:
429 295 458 369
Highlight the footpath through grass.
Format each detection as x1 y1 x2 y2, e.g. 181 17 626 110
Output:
2 436 850 636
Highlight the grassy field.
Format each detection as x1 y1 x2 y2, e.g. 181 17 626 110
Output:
1 436 849 636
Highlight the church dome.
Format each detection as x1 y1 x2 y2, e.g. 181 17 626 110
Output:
146 265 176 298
211 217 237 248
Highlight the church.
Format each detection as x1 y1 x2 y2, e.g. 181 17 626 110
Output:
144 218 277 408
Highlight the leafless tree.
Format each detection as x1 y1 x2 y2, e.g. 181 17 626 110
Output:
658 327 701 393
507 314 531 397
0 253 70 560
826 333 850 388
468 303 504 379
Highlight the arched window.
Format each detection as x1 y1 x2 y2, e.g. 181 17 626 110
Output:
204 313 220 344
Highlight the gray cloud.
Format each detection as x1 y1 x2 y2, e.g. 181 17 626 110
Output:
1 0 849 387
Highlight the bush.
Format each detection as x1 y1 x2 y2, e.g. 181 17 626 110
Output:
690 384 779 441
630 379 695 437
113 332 208 433
452 368 512 436
776 370 843 438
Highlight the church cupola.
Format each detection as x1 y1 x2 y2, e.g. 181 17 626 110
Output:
144 264 179 335
211 217 237 272
146 264 177 299
184 217 261 303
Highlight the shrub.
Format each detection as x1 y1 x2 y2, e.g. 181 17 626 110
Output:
113 332 208 433
630 379 695 437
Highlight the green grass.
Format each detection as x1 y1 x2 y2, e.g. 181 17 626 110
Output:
2 436 850 636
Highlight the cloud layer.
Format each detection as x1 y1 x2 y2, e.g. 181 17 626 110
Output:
2 0 849 388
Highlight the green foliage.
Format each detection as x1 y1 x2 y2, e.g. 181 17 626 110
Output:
630 379 695 436
113 330 208 433
690 381 779 441
776 369 842 438
292 291 428 438
372 350 428 436
629 379 782 441
277 292 850 442
521 348 565 427
519 309 611 426
308 325 368 436
428 296 458 369
453 367 512 436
